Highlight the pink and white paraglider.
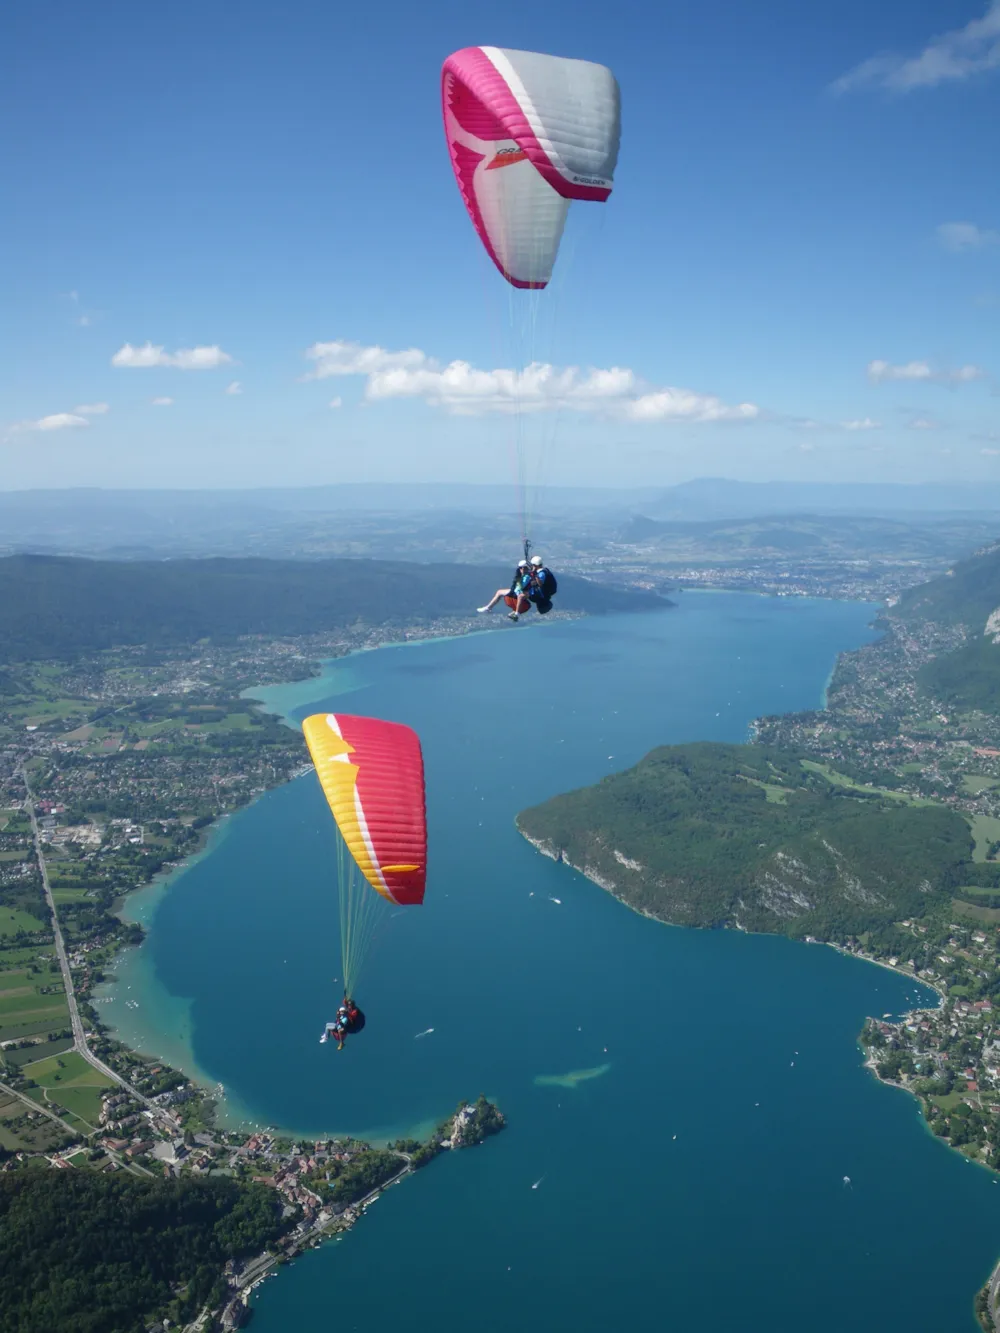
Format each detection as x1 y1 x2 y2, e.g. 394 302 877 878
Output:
441 46 621 289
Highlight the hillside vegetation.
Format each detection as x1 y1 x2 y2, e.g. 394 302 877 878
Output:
895 541 1000 712
918 637 1000 714
898 542 1000 627
517 743 972 938
0 1172 284 1333
0 554 666 661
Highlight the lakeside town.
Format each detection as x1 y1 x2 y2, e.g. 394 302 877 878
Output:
0 624 507 1331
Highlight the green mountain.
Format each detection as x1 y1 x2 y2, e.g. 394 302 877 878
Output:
516 743 971 938
0 554 666 661
892 541 1000 712
897 542 1000 627
918 636 1000 713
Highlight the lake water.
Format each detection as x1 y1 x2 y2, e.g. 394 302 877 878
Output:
102 594 1000 1331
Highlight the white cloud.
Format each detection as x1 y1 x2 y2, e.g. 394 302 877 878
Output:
304 340 759 423
112 341 233 369
938 221 1000 251
151 396 174 407
73 402 109 416
832 2 1000 93
329 396 343 409
908 417 940 429
982 447 1000 456
225 381 242 395
15 413 90 432
841 417 882 431
302 341 427 380
867 359 986 384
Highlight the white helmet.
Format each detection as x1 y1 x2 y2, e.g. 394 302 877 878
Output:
517 559 530 568
530 555 543 567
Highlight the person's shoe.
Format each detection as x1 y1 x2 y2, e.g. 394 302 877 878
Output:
319 1033 328 1044
508 611 519 621
477 605 491 614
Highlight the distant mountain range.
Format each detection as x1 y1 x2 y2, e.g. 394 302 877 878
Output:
4 479 1000 559
0 554 666 662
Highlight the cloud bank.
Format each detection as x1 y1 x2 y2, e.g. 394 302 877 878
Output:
302 340 759 423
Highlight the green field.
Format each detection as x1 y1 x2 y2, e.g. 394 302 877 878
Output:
962 774 1000 796
11 698 91 727
952 898 1000 924
0 946 55 967
743 776 789 804
0 990 66 1020
0 908 47 936
0 1017 72 1042
23 1049 114 1126
930 1091 971 1111
1 1036 73 1067
967 814 1000 863
0 966 61 991
800 759 935 805
51 886 94 903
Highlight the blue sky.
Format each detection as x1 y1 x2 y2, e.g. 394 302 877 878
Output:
3 0 998 490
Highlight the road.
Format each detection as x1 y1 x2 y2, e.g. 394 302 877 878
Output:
233 1154 415 1294
18 765 172 1121
0 1076 154 1175
988 1258 1000 1331
0 1076 80 1138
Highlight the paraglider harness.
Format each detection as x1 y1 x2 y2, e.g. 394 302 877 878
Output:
521 542 557 614
341 996 365 1035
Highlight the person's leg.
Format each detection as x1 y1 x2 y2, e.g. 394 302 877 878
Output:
478 588 508 613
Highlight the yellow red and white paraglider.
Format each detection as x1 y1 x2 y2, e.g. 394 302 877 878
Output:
302 712 427 1045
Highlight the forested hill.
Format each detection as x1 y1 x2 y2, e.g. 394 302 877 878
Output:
897 541 1000 627
0 1171 284 1333
891 541 1000 711
516 743 972 939
0 554 667 661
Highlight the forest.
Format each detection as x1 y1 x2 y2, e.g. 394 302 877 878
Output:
918 635 1000 713
517 742 973 938
897 540 1000 628
0 1171 287 1332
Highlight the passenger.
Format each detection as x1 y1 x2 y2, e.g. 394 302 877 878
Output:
477 561 533 620
319 1018 346 1050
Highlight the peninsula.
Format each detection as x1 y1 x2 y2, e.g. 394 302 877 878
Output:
517 537 1000 1331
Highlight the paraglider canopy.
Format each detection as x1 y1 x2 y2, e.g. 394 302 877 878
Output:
302 712 427 995
442 46 621 288
302 713 427 906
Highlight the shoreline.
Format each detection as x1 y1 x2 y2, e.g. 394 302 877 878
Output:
517 821 1000 1327
92 614 569 1139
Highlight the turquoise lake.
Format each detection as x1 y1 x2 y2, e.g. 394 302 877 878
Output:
103 593 1000 1331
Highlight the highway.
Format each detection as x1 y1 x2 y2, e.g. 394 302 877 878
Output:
18 765 176 1124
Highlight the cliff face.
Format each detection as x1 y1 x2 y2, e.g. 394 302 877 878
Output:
516 742 970 939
